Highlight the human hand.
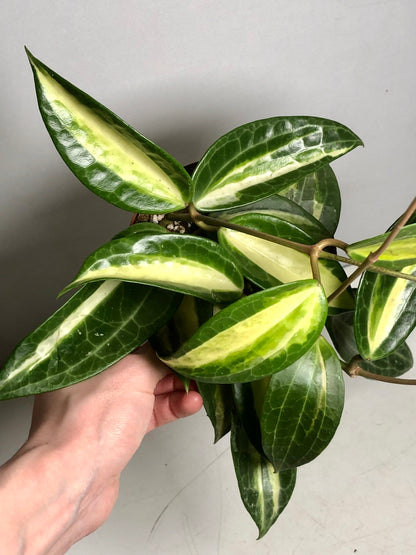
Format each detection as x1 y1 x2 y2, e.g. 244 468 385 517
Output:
0 343 203 555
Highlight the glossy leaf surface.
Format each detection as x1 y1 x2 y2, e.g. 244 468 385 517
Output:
261 336 344 471
198 382 234 442
218 213 354 312
213 194 329 242
353 268 416 360
233 379 270 455
164 280 328 383
326 311 413 377
112 222 168 240
347 223 416 269
192 116 362 211
62 233 244 303
231 415 296 539
27 50 191 213
0 282 180 399
278 165 341 235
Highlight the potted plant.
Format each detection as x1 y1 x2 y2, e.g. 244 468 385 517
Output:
1 49 415 538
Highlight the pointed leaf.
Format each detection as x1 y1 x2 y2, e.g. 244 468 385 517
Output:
347 223 416 270
27 50 191 213
218 213 354 312
0 282 180 399
231 415 296 538
261 337 344 471
353 268 416 360
193 116 362 211
278 165 341 235
62 233 244 303
326 311 413 377
163 280 328 383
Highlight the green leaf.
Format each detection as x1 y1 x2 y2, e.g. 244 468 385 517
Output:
61 233 244 304
232 380 269 455
163 280 328 383
112 222 168 240
192 116 362 211
27 50 191 214
326 311 413 377
0 282 180 399
347 223 416 270
261 336 344 471
218 212 354 312
353 269 416 360
278 165 341 235
198 382 234 443
231 414 296 539
213 194 330 242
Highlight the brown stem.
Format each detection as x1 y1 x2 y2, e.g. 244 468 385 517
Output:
309 238 349 284
343 356 416 385
183 205 416 284
328 195 416 302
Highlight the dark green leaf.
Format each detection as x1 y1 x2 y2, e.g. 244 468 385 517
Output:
278 165 341 235
261 337 344 471
326 311 413 377
0 282 180 399
212 194 330 241
231 414 296 538
27 50 191 213
164 280 328 383
61 233 244 303
192 116 362 211
198 382 234 442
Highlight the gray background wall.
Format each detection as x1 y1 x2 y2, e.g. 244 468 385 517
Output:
1 1 415 554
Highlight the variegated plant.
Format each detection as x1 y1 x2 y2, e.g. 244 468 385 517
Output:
1 50 416 538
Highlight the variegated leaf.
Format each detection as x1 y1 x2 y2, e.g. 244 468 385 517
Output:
218 213 354 312
231 415 296 539
163 280 328 383
0 282 180 399
27 50 191 213
193 116 362 211
61 233 244 304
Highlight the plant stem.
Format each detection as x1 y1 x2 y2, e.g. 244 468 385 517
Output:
328 195 416 302
343 355 416 385
179 205 416 283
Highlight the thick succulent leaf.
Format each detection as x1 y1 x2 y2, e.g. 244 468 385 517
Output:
198 382 234 442
278 165 341 235
61 233 244 303
347 223 416 270
326 311 413 377
212 194 330 242
27 50 191 213
0 282 180 399
218 213 354 312
261 336 344 471
231 414 296 538
353 268 416 360
163 280 328 383
192 116 362 211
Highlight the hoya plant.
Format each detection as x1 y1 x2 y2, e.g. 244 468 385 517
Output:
1 50 415 538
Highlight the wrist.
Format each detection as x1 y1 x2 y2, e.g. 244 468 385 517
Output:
0 442 86 554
